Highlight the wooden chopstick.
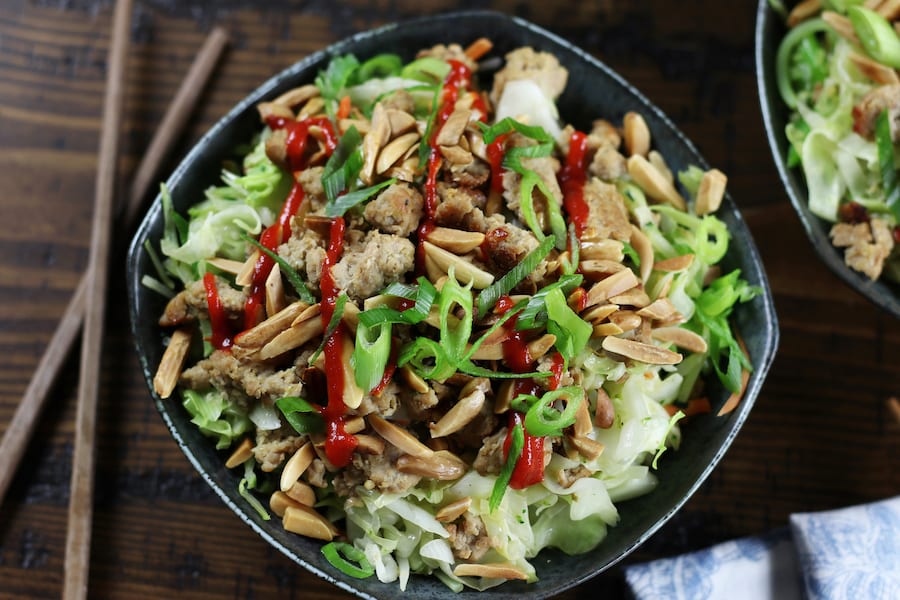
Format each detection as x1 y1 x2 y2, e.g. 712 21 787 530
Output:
0 26 229 511
63 0 134 595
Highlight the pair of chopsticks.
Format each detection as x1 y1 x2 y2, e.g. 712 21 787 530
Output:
0 1 228 596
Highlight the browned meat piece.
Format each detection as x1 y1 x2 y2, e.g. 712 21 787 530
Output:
853 83 900 140
501 137 563 234
179 349 304 401
356 380 400 418
490 47 568 104
581 178 632 241
296 166 327 212
304 458 329 488
331 230 415 302
434 182 488 231
830 217 895 280
589 144 628 182
278 228 327 292
446 512 493 561
480 222 548 287
447 157 491 189
363 182 424 237
332 444 422 497
159 275 245 327
254 426 306 472
380 89 416 114
473 427 507 476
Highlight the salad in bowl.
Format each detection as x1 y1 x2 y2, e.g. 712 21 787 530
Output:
129 11 777 597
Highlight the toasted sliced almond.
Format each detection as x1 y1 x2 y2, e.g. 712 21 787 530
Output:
573 393 593 438
494 380 515 414
585 269 640 307
609 310 641 332
787 0 822 27
235 301 310 348
695 168 727 216
236 250 260 286
878 0 900 20
206 257 245 275
654 254 694 272
526 333 557 362
566 434 605 460
849 51 900 85
400 365 430 394
426 227 486 254
269 491 303 518
592 322 624 338
376 131 420 174
297 96 325 119
579 239 624 261
464 37 493 61
340 334 364 410
285 480 317 506
153 328 193 399
594 387 615 429
602 336 683 365
340 117 370 136
582 303 619 324
341 300 359 335
623 111 651 157
648 150 674 185
260 313 323 360
435 497 472 522
225 437 254 469
630 224 654 282
430 378 490 438
280 442 315 492
637 298 679 321
424 252 447 283
822 11 858 43
369 414 433 458
627 154 687 210
272 84 319 109
579 259 627 278
361 103 390 185
452 563 529 581
385 108 417 136
651 326 709 354
423 241 494 288
435 107 472 146
265 262 286 317
355 434 386 455
397 450 467 480
282 504 337 541
609 287 651 308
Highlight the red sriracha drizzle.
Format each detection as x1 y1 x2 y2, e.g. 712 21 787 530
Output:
418 60 476 274
486 133 509 195
494 300 547 489
203 271 234 351
319 217 358 468
264 115 338 171
560 130 590 238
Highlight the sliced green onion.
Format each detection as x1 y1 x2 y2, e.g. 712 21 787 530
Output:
677 165 705 198
774 18 829 109
354 53 403 83
849 6 900 68
238 477 271 521
875 109 900 220
476 235 555 317
544 288 591 362
352 321 392 393
321 542 375 579
325 177 396 217
400 56 452 83
357 277 438 328
275 396 324 434
141 274 175 299
315 54 360 119
514 386 583 437
243 235 316 304
694 216 730 264
308 292 348 366
515 274 583 330
398 337 456 381
490 422 524 513
458 360 551 380
322 125 363 203
621 240 641 267
464 299 529 362
438 270 474 364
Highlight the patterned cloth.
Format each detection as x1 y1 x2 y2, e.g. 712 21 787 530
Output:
624 496 900 600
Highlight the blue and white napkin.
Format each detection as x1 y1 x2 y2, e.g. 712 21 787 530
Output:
624 496 900 600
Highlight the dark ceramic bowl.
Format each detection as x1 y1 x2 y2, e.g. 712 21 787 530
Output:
127 11 779 599
755 1 900 318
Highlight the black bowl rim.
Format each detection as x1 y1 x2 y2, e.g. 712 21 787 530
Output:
127 9 780 599
754 0 900 318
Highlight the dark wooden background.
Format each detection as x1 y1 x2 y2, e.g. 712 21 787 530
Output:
1 1 898 598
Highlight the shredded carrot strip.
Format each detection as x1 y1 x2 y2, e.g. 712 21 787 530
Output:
337 95 352 120
464 37 493 61
717 333 750 416
666 397 711 418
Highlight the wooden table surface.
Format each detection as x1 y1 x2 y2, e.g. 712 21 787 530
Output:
1 1 898 598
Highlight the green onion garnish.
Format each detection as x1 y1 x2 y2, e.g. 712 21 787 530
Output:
243 235 316 304
321 542 375 579
307 292 348 366
543 287 591 361
876 109 900 220
849 6 900 69
325 177 396 217
510 386 583 438
322 125 363 204
275 396 324 434
352 321 392 393
476 235 555 318
490 422 524 513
